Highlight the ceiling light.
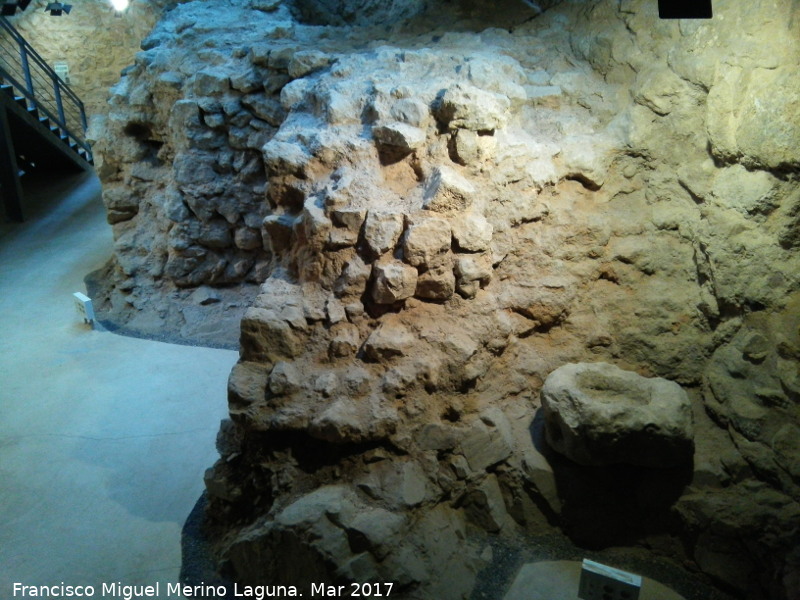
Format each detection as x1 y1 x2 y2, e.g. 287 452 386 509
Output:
109 0 128 11
1 0 31 15
45 2 72 15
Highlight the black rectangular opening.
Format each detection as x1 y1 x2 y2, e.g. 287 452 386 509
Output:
658 0 713 19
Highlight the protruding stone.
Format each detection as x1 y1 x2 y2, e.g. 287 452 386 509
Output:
462 474 511 533
335 256 371 298
193 68 229 96
268 361 302 396
402 215 451 268
372 258 418 304
452 212 492 252
390 97 430 128
343 508 406 561
261 214 296 254
373 122 426 152
326 297 347 324
240 307 307 363
455 253 493 298
434 84 510 132
423 166 475 213
329 323 360 358
415 264 455 301
357 460 432 508
363 211 405 255
459 411 513 472
300 200 332 248
331 208 367 231
363 320 415 362
288 50 331 78
234 227 262 251
541 362 694 467
262 140 312 176
228 361 269 406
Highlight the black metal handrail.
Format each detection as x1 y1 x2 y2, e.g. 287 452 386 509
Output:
0 15 91 157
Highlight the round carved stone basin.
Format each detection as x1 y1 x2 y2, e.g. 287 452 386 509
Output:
503 561 686 600
540 362 694 467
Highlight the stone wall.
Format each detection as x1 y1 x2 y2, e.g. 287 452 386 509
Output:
93 0 800 598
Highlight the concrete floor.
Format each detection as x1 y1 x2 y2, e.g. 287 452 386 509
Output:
0 171 237 595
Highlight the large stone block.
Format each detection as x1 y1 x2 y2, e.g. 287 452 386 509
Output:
451 211 492 252
434 84 510 132
363 211 405 256
373 121 426 153
423 166 475 213
402 215 451 267
415 264 455 301
371 258 418 304
240 306 308 362
541 362 694 467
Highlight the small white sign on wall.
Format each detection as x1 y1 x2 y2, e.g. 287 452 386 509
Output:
54 61 70 85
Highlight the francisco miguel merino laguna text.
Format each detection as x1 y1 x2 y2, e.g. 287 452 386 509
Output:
13 581 395 598
14 582 297 599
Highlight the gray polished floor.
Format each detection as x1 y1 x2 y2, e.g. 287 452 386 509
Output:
0 171 236 595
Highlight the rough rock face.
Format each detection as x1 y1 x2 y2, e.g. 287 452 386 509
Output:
93 0 800 598
541 362 694 467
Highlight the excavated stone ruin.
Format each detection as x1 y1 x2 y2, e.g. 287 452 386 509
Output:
91 0 800 598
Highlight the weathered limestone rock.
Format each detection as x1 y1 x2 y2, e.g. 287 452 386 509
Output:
335 256 371 298
371 258 418 304
288 50 332 78
435 84 510 132
357 459 433 509
373 121 427 153
703 295 800 498
402 215 451 267
268 361 303 396
262 140 313 176
363 211 405 256
415 263 456 301
240 306 308 363
451 211 492 252
329 323 360 358
454 253 492 298
459 409 514 473
461 474 513 533
541 362 694 467
423 166 475 213
362 319 415 362
227 361 269 406
261 214 296 254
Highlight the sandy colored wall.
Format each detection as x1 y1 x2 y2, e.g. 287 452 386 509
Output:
6 0 170 117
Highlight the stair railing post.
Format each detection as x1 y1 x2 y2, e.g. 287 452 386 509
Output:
0 105 24 221
18 36 34 98
52 72 65 128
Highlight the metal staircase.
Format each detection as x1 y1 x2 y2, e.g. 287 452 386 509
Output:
0 15 93 222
